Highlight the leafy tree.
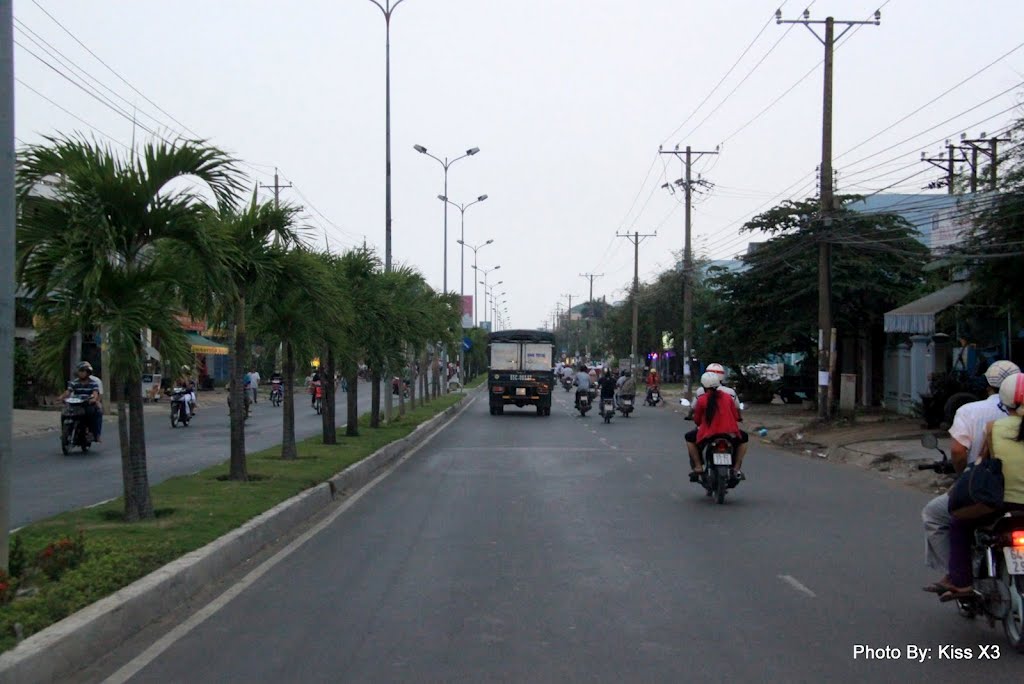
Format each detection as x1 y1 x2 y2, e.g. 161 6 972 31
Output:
16 136 241 520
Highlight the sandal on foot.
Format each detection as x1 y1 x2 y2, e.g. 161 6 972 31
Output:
939 588 975 603
923 581 955 594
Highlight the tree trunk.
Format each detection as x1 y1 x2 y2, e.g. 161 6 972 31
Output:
115 377 131 513
322 347 337 444
346 367 359 437
398 362 406 416
370 369 382 428
421 349 430 404
407 348 416 411
229 302 248 480
124 376 154 521
282 341 298 460
384 365 393 424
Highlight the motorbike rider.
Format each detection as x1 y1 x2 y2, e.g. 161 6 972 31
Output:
645 369 661 405
922 359 1020 594
598 369 617 412
940 372 1024 602
574 364 592 410
617 369 637 407
688 371 747 481
62 362 101 442
561 364 575 386
693 361 748 441
82 361 104 442
308 370 321 407
270 369 284 399
175 365 197 419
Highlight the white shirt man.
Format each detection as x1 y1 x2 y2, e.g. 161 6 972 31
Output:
921 360 1019 590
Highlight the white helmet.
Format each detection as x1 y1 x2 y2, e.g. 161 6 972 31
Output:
999 373 1024 412
700 371 721 390
985 360 1020 388
706 363 726 376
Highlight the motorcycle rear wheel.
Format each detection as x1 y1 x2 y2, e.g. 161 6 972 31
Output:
170 406 178 428
1002 566 1024 652
60 422 72 455
715 467 729 504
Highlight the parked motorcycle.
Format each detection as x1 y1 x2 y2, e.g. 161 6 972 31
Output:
600 397 616 424
617 394 635 418
920 435 1024 650
60 397 93 455
270 380 283 407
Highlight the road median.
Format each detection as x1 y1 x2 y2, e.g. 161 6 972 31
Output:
0 391 473 683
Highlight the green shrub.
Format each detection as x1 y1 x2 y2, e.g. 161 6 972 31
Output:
37 532 86 581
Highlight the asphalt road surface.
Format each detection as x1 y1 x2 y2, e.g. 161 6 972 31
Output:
10 381 381 528
81 390 1023 682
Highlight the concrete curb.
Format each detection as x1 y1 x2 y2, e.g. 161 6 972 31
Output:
0 393 470 684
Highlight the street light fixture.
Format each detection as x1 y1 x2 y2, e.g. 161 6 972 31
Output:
439 194 488 306
460 239 494 326
413 144 480 293
365 0 408 272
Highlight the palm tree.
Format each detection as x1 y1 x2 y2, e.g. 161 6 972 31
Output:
175 196 300 479
16 135 242 521
249 246 334 459
311 251 353 444
336 248 383 436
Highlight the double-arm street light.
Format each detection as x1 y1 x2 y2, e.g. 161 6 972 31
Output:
439 194 488 305
365 0 407 272
413 144 480 293
459 239 494 326
474 264 500 327
479 278 503 330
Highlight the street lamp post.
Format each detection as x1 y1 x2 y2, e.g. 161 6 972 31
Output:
413 144 479 293
365 0 407 272
440 194 488 304
474 266 501 329
459 238 493 326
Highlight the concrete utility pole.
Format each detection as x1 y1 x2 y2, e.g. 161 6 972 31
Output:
0 0 14 567
660 144 717 399
961 132 1011 193
561 293 578 355
922 142 962 194
616 231 656 372
778 8 881 420
366 0 407 272
259 167 292 209
579 272 603 356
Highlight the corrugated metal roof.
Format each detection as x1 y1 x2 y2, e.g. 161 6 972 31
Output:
883 281 971 334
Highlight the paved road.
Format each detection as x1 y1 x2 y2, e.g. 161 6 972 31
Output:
10 381 382 528
84 391 1022 682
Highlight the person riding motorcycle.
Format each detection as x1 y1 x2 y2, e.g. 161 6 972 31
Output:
598 369 617 413
688 371 747 482
693 361 748 441
645 371 661 405
61 362 101 442
308 370 321 407
940 372 1024 602
574 364 593 410
175 365 198 418
617 370 637 407
270 370 284 401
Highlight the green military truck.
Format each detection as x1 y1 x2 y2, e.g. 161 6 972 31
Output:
487 330 555 416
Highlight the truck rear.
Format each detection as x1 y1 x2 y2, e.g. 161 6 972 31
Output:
487 330 555 416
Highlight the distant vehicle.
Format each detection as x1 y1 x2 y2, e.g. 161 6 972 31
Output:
488 330 555 416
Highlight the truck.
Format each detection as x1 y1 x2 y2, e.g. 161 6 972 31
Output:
487 329 556 416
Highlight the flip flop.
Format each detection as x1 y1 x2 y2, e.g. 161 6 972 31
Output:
922 582 954 594
939 588 976 603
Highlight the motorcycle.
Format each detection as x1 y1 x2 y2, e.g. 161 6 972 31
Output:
270 380 283 407
617 394 635 418
392 376 410 399
169 387 193 427
599 396 616 423
312 380 323 415
680 397 740 504
645 387 662 407
920 435 1024 650
562 376 574 392
60 397 94 455
576 390 593 417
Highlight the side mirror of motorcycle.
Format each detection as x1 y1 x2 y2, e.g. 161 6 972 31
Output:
679 398 691 408
921 433 938 449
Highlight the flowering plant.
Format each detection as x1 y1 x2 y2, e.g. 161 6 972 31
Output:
37 532 86 581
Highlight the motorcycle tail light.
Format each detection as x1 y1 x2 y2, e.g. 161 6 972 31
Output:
1013 531 1024 547
713 440 731 453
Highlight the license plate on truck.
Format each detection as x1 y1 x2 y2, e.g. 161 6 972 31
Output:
712 453 732 466
516 387 526 396
1006 548 1024 575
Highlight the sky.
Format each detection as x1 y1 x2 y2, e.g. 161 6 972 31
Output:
12 0 1024 330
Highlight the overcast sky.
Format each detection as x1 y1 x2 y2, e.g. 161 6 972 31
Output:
12 0 1024 330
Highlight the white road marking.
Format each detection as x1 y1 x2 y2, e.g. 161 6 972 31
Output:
103 396 476 684
778 574 817 598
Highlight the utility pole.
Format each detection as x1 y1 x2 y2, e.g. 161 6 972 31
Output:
0 0 13 567
922 141 961 194
616 231 656 372
961 132 1011 193
660 144 717 399
579 272 603 357
259 167 292 209
778 8 881 420
561 293 577 356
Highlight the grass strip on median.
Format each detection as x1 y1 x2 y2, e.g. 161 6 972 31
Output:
0 394 463 653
